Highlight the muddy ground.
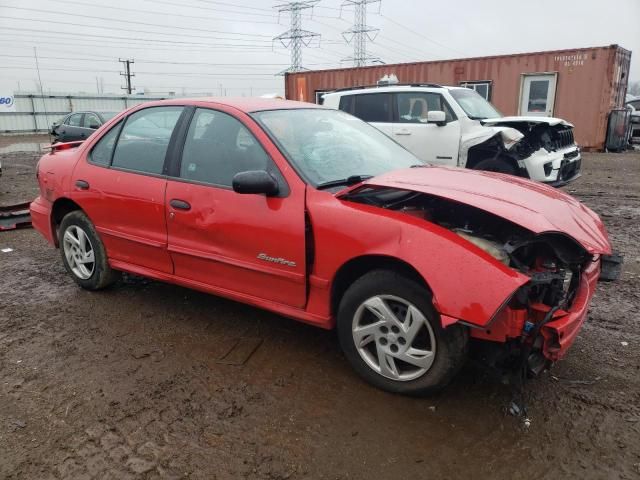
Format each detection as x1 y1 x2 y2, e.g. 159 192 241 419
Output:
1 134 639 479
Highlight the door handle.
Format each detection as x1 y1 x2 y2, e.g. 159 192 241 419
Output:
75 180 90 190
170 199 191 211
395 129 411 136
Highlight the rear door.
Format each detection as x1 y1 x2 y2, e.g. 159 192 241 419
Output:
165 106 307 308
392 92 461 165
72 106 184 274
339 93 395 137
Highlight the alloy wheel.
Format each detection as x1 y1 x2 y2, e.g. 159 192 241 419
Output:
62 225 95 280
352 295 436 381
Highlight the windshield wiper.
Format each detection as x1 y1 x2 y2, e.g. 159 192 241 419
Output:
316 174 373 190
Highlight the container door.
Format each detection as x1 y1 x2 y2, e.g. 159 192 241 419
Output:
519 73 557 117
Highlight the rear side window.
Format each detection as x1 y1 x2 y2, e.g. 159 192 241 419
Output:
353 94 392 122
111 107 183 175
396 92 455 123
66 113 82 127
89 121 122 166
179 108 271 187
338 95 354 114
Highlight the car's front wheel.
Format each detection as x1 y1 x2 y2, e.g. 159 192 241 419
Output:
59 210 120 290
337 270 468 395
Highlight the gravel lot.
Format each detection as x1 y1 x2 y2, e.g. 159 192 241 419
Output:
1 135 639 479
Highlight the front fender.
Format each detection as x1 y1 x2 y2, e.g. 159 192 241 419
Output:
307 189 529 328
459 127 524 167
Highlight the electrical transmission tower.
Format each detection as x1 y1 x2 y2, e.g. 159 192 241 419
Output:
341 0 382 67
119 58 135 94
273 1 321 74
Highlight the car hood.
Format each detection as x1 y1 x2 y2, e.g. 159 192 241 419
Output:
481 116 574 128
338 166 611 254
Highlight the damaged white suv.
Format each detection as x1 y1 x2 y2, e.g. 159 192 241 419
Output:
322 84 581 186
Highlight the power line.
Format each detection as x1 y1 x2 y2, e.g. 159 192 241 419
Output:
377 12 466 57
0 26 275 49
340 0 382 66
273 1 322 74
2 6 276 39
44 0 280 26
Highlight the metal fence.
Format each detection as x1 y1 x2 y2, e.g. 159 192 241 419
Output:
0 94 167 134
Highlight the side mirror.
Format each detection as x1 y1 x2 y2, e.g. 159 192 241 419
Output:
89 123 100 129
427 110 447 126
232 170 279 196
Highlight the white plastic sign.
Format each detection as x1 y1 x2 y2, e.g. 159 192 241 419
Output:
0 94 16 112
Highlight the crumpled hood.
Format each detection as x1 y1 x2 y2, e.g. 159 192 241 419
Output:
481 116 574 128
339 166 611 254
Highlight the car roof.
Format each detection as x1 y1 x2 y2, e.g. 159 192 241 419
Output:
323 84 466 97
131 97 324 113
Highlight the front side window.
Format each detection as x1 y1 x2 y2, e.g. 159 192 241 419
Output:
66 114 82 127
254 108 420 187
179 108 271 186
111 106 183 175
449 88 502 120
89 121 123 166
352 93 392 123
396 92 455 123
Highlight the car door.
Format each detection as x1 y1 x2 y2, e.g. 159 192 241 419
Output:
80 112 102 140
165 106 307 308
71 106 184 274
60 113 85 142
392 92 461 165
340 93 395 137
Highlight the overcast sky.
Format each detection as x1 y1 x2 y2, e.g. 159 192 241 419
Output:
0 0 638 96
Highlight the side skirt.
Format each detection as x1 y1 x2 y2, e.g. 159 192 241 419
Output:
108 258 333 329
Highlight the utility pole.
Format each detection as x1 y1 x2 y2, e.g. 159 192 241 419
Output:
341 0 382 67
119 58 135 94
273 1 321 74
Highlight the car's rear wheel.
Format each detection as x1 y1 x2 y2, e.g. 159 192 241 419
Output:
473 157 517 175
59 210 120 290
337 270 468 395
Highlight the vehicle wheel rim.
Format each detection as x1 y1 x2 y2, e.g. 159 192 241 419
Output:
62 225 95 280
352 295 436 382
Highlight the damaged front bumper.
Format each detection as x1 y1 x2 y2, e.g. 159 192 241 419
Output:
519 145 582 186
470 257 607 371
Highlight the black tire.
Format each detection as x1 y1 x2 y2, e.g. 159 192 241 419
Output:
58 210 120 290
472 157 517 175
337 270 468 395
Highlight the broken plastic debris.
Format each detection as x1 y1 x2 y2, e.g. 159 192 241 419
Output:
1 248 13 253
508 401 521 417
621 341 629 346
523 417 531 429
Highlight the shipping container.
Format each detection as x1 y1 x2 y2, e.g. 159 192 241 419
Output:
285 45 632 150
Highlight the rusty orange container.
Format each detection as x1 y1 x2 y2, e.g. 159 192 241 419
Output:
285 45 631 150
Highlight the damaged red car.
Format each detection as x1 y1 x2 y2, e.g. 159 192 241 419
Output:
31 99 618 394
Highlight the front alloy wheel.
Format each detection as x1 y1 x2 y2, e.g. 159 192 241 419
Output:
337 270 468 395
352 295 436 381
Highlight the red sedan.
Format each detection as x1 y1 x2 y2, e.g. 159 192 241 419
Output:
31 98 613 394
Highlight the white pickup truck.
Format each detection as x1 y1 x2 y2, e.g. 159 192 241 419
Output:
322 84 582 186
